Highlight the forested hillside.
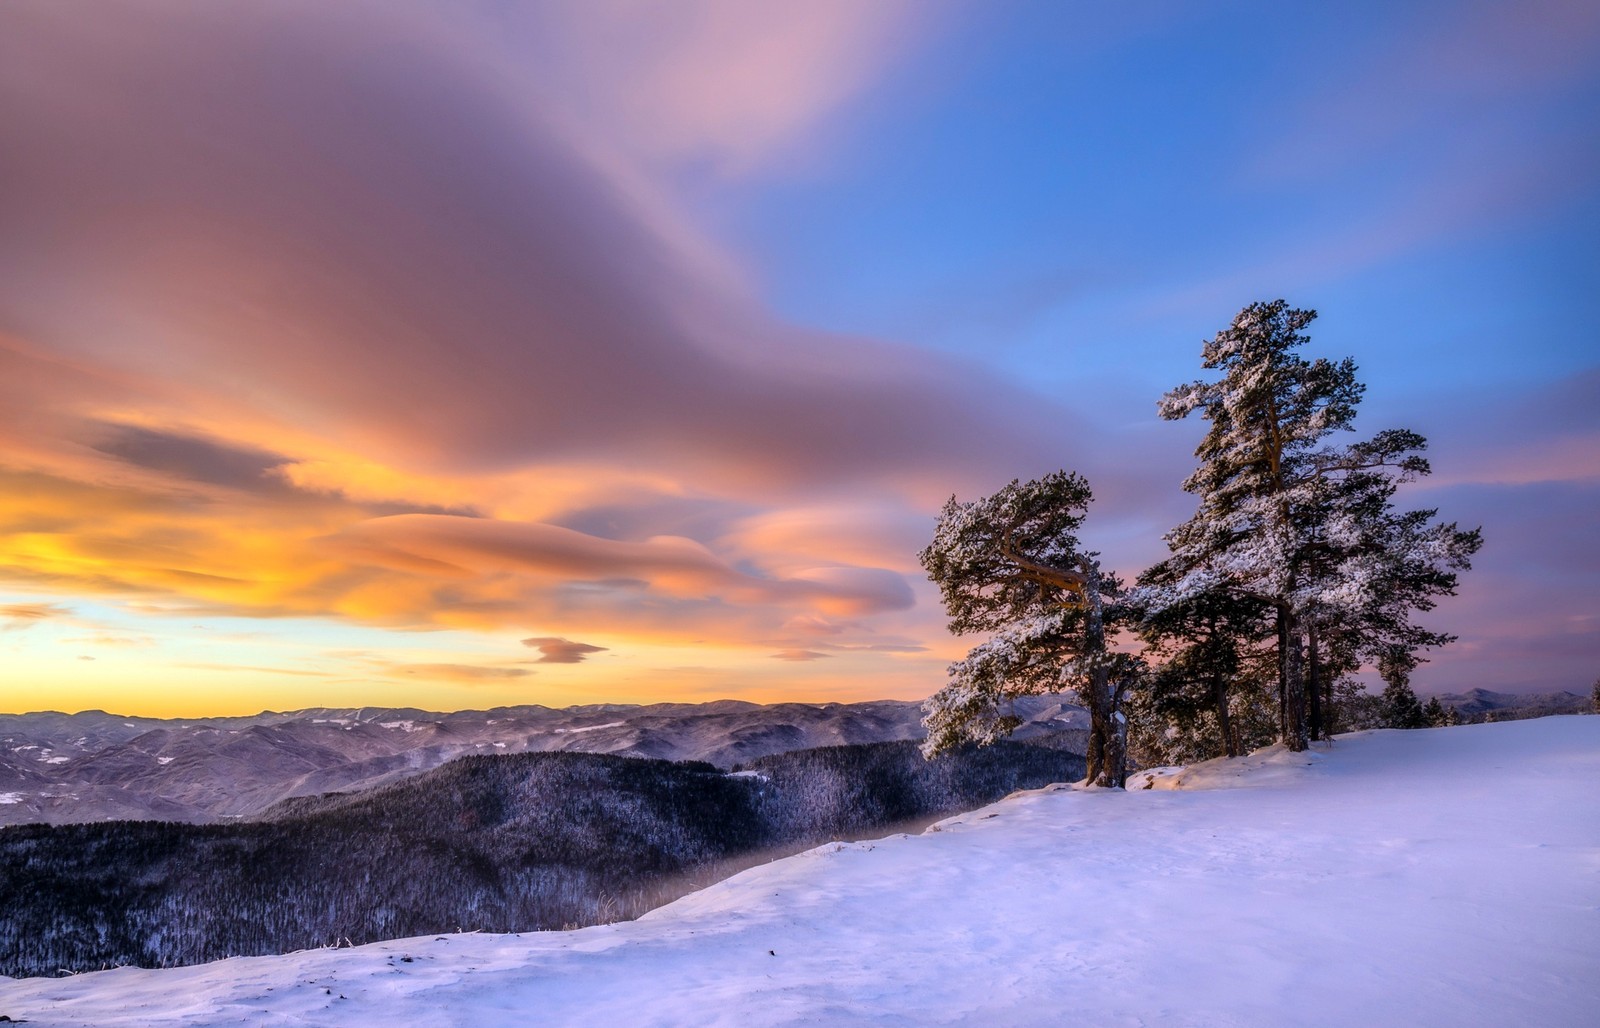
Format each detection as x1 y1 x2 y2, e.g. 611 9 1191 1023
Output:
0 740 1084 977
0 697 1089 826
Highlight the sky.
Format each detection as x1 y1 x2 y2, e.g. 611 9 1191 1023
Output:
0 0 1595 717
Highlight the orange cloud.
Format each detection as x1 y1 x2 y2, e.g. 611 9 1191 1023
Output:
332 513 914 620
0 602 71 628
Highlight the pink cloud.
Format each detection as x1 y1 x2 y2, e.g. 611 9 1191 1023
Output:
377 663 534 684
523 0 944 175
770 649 831 662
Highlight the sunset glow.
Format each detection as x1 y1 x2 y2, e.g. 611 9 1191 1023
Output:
1 1 1595 717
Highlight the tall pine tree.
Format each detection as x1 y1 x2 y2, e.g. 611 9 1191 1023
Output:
1143 300 1479 752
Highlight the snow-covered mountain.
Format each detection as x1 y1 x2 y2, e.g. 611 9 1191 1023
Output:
0 698 1087 825
1431 687 1590 719
2 716 1593 1026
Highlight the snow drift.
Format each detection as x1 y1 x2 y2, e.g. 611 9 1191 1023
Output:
2 716 1596 1026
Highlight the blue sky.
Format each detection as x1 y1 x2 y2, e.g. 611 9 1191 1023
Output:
715 1 1598 393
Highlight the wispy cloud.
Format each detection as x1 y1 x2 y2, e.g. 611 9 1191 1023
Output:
770 649 830 662
60 634 154 648
173 663 337 679
376 663 535 684
0 602 70 629
521 0 945 175
522 637 610 664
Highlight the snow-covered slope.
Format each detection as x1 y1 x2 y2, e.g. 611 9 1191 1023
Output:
3 717 1596 1027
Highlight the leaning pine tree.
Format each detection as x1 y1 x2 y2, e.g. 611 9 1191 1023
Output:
919 471 1138 788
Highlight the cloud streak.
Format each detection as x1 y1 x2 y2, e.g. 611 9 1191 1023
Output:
521 0 945 175
522 637 610 664
0 602 70 629
377 663 535 684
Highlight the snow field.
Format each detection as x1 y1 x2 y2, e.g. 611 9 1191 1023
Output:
1 716 1595 1026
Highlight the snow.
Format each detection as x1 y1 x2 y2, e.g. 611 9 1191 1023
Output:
2 717 1596 1026
0 792 22 805
551 721 625 735
157 756 175 765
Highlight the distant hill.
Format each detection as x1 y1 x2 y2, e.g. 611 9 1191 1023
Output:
0 697 1087 826
1430 688 1590 720
0 740 1086 977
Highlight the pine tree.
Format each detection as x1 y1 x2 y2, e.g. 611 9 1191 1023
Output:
1381 683 1427 729
1144 300 1480 752
1378 650 1427 729
1302 440 1480 736
1331 680 1384 732
919 471 1139 787
1422 696 1449 728
1126 646 1278 767
1145 301 1358 750
1132 585 1272 759
1591 678 1599 714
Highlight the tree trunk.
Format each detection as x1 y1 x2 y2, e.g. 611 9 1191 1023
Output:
1079 562 1126 788
1212 669 1238 758
1081 684 1127 787
1306 622 1323 742
1277 604 1308 752
1085 664 1127 788
1324 669 1335 737
1084 723 1105 786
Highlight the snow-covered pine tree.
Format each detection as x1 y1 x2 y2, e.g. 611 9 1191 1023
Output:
1145 301 1358 750
918 471 1139 788
1296 433 1480 737
1131 584 1273 760
1144 300 1479 751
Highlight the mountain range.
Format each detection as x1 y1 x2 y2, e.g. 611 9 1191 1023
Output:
0 738 1088 977
0 697 1088 825
1429 688 1591 719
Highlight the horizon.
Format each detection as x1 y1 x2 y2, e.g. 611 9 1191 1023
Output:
2 681 1589 724
2 1 1596 718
